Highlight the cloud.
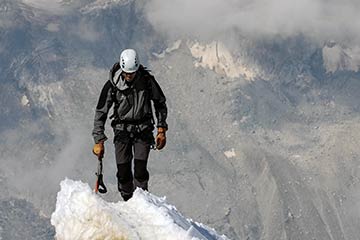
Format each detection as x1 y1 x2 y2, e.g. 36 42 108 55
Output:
144 0 360 44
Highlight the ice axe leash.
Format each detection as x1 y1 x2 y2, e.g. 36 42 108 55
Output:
94 156 107 194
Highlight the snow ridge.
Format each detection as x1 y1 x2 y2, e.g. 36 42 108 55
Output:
51 179 229 240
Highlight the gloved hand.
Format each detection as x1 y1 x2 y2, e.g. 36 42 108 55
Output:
93 141 104 159
156 127 167 150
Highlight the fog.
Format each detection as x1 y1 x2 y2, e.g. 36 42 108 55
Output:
145 0 360 45
20 0 360 44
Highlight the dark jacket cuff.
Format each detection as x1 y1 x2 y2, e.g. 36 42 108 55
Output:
94 135 108 144
156 122 168 130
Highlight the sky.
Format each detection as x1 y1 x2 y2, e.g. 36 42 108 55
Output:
51 179 229 240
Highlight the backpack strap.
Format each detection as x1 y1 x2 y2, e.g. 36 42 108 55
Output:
109 84 119 121
139 66 156 126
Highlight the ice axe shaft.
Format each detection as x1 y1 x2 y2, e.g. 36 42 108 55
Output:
94 156 107 194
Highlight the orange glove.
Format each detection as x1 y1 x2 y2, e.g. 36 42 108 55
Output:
156 127 166 150
93 141 104 159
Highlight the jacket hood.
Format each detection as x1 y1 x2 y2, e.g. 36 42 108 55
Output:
109 63 145 91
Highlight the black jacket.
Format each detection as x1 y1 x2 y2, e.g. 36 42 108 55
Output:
92 63 168 143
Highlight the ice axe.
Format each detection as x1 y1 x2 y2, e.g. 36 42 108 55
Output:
94 156 107 194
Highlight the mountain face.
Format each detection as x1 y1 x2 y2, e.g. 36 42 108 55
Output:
1 1 360 240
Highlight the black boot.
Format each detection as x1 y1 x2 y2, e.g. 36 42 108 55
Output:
134 159 149 191
121 192 133 201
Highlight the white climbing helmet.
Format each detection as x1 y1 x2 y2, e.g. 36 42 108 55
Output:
119 49 140 73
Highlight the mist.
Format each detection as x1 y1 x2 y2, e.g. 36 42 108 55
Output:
145 0 360 45
20 0 360 44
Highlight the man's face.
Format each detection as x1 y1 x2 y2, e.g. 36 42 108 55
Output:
123 71 136 82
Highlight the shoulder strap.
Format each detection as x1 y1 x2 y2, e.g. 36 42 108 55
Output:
139 65 156 125
109 79 120 121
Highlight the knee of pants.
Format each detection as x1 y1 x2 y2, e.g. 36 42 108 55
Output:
116 162 133 184
134 159 149 182
114 141 133 165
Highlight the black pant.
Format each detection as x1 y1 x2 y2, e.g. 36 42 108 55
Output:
115 138 151 201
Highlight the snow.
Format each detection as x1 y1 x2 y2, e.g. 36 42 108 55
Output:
322 42 360 73
80 0 131 13
153 40 182 58
21 95 30 106
51 179 230 240
188 41 257 80
224 149 236 158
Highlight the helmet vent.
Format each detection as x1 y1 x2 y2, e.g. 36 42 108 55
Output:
119 49 140 73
